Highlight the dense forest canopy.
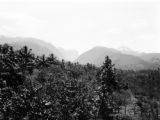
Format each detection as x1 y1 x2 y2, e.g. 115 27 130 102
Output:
0 44 160 120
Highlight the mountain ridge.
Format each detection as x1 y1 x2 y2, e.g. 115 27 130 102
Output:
75 46 157 70
1 35 160 69
0 36 64 59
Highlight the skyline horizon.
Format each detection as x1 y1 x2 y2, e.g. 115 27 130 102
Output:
0 1 159 54
0 34 159 55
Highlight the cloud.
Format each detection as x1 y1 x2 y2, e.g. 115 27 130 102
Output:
0 12 47 38
0 1 159 53
106 27 122 34
129 20 149 29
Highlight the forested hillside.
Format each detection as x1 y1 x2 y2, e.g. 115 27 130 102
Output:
1 44 160 120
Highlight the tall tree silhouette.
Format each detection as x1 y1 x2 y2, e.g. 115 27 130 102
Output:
17 46 35 75
97 56 119 120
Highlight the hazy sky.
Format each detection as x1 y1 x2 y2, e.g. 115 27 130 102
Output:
0 0 160 53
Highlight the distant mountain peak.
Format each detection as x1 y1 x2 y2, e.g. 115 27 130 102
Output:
0 35 64 59
0 35 79 61
118 46 133 51
76 46 151 70
92 46 120 53
118 46 141 56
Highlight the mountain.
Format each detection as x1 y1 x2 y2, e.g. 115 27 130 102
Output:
118 46 141 56
118 46 160 67
0 36 64 59
58 48 79 61
76 46 151 70
1 35 160 69
140 53 160 66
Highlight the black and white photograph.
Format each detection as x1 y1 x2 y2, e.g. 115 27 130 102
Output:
0 0 160 119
